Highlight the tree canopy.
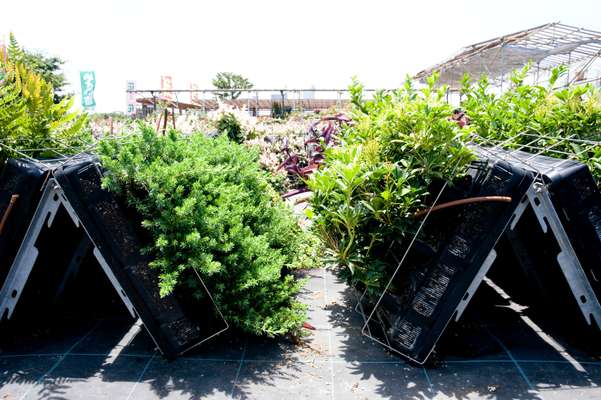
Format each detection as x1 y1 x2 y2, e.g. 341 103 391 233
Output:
212 72 253 100
5 33 69 103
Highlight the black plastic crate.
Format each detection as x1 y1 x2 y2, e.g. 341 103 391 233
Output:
53 156 226 358
371 157 534 364
0 159 55 282
485 150 601 325
540 158 601 303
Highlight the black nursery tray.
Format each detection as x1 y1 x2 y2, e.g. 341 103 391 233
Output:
371 156 534 364
484 149 601 326
519 153 601 301
53 156 227 358
0 159 57 283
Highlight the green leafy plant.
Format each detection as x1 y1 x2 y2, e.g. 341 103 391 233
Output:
308 76 474 292
461 65 601 179
0 34 89 164
216 112 244 143
99 126 316 336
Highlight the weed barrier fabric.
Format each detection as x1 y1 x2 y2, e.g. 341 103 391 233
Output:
53 156 228 358
0 159 57 285
364 157 534 364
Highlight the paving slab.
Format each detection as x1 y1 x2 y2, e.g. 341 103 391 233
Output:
233 360 331 400
427 361 541 399
0 355 61 399
521 361 601 400
128 358 239 400
21 354 151 400
332 360 431 400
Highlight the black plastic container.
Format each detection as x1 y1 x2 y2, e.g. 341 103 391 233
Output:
541 158 601 303
53 156 226 358
372 157 534 364
487 150 601 326
0 159 55 281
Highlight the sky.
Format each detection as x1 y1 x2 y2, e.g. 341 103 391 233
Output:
3 0 601 112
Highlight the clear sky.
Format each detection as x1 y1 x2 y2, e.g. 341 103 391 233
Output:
3 0 601 112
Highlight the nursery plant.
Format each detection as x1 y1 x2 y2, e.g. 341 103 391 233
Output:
216 112 244 143
278 113 350 191
99 126 316 336
461 65 601 179
307 76 474 292
0 34 89 164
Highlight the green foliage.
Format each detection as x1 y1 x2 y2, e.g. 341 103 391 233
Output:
0 34 89 164
461 65 601 178
99 126 315 336
308 76 474 292
212 72 253 100
271 101 292 119
6 33 69 103
22 52 69 103
216 112 244 143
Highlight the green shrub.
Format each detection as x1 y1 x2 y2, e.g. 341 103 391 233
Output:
308 76 474 292
461 65 601 179
99 126 315 336
216 112 244 143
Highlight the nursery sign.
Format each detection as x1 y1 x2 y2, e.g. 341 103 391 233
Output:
80 71 96 109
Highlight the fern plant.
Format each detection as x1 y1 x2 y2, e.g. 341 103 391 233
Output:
0 34 89 164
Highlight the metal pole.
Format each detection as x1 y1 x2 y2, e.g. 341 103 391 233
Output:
567 52 572 83
292 90 296 112
255 91 259 116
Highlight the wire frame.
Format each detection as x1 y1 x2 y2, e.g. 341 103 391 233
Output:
471 131 601 178
355 131 601 362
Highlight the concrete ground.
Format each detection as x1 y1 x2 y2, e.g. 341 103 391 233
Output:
2 268 601 400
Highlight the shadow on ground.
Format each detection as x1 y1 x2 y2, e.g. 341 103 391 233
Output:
2 268 601 399
326 269 601 400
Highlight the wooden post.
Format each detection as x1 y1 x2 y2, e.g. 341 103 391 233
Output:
162 108 168 135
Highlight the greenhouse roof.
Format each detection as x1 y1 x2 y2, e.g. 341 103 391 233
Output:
415 22 601 88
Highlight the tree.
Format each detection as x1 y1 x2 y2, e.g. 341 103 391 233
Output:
22 52 68 103
6 33 69 103
212 72 253 100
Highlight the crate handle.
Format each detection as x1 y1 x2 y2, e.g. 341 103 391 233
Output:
413 195 512 218
0 194 20 235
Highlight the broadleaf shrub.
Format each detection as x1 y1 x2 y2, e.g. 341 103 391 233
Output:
99 126 316 336
308 76 474 292
461 65 601 179
310 69 601 295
